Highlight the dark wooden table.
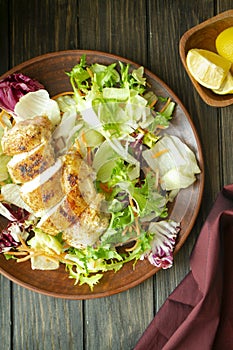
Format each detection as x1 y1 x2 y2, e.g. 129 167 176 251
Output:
1 1 233 349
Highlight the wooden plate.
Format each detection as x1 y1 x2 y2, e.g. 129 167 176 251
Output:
0 50 204 299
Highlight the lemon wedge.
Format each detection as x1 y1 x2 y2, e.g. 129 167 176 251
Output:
216 27 233 63
212 71 233 95
186 49 231 89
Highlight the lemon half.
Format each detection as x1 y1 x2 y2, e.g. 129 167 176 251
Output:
216 27 233 63
186 49 231 89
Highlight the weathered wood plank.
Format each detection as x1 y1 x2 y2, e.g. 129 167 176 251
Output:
0 0 9 74
78 0 148 66
11 285 84 350
85 281 154 350
0 275 11 350
10 0 78 67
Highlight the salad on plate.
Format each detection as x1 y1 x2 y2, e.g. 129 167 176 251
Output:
0 55 200 290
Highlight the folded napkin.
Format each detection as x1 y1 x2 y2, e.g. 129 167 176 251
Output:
134 184 233 350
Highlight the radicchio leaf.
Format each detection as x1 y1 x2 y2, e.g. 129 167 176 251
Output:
0 73 44 114
140 220 180 269
0 203 31 252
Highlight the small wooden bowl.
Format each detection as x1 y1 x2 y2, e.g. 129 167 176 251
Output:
179 10 233 107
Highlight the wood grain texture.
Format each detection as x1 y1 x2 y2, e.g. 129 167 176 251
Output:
11 285 84 350
10 0 78 66
0 275 11 350
1 0 233 349
78 0 148 66
85 280 154 350
0 0 9 74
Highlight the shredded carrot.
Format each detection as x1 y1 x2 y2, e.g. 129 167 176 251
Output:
51 91 74 100
9 236 73 265
134 216 141 236
75 139 81 153
122 226 129 236
156 125 166 130
159 97 171 113
81 130 87 146
16 251 42 263
87 147 92 165
86 67 93 78
152 149 168 158
99 182 113 193
149 99 157 108
17 235 28 249
5 251 28 256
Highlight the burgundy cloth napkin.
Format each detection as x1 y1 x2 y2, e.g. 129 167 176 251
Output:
134 184 233 350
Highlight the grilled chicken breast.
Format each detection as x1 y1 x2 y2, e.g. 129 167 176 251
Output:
2 115 110 247
62 207 109 248
1 116 53 155
37 196 109 247
7 141 55 183
20 159 63 212
61 150 89 215
37 196 79 235
37 150 109 246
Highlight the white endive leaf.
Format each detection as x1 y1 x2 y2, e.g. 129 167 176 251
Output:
142 134 200 191
14 89 61 126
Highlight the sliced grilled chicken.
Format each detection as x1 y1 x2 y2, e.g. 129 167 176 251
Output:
36 151 109 245
37 196 109 247
61 150 93 216
7 141 55 183
62 207 109 248
2 114 110 247
20 159 63 212
36 196 78 235
1 116 53 155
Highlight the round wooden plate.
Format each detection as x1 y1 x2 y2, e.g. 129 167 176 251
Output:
0 50 204 299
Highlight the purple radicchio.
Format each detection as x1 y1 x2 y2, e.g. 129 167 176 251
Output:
0 203 31 253
141 220 180 269
0 73 44 114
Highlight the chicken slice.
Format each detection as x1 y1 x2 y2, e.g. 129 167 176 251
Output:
62 207 109 248
36 196 78 235
1 116 53 155
36 151 109 245
62 150 103 211
7 141 55 183
37 196 109 247
20 159 64 212
61 151 88 215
